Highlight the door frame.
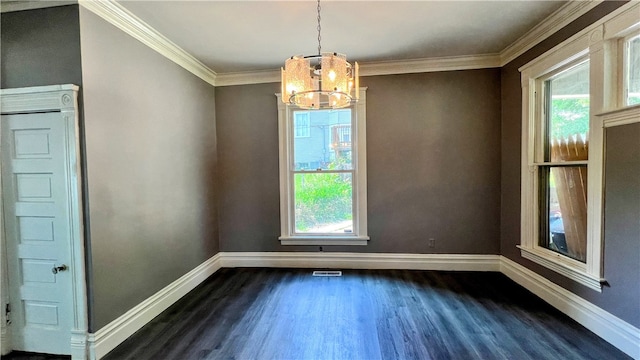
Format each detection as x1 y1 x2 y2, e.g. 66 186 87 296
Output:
0 84 89 359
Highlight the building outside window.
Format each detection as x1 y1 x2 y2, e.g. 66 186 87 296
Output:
294 112 310 138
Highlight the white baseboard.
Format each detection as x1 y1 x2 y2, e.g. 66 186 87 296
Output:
500 256 640 359
87 253 222 359
85 252 638 360
220 252 501 272
0 322 10 356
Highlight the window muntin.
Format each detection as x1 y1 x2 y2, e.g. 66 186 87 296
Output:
624 33 640 106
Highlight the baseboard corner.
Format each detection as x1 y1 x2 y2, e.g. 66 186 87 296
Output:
87 253 222 359
500 256 640 359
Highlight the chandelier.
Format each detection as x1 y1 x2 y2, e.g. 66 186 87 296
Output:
281 0 359 109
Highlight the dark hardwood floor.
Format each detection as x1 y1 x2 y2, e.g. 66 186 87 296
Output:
98 268 629 360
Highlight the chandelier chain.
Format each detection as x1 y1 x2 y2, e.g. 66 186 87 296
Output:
317 0 321 55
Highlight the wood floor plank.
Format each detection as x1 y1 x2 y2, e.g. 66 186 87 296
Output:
100 268 631 360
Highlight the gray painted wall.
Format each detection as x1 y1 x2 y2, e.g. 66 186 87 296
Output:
1 5 82 89
79 8 219 331
602 124 640 327
216 69 502 254
500 1 639 327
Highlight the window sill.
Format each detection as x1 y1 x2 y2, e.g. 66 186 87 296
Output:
279 236 369 246
517 246 604 292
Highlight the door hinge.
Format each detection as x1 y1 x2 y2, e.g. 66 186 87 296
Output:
5 303 11 325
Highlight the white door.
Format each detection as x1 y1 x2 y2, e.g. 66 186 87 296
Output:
1 112 74 355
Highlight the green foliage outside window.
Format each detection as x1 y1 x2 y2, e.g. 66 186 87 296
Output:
550 97 589 139
294 173 352 231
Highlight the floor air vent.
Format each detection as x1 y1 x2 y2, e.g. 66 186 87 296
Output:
312 270 342 277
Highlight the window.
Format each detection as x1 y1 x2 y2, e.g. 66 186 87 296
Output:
277 89 368 245
520 42 602 291
539 59 590 263
294 112 310 138
519 4 639 291
623 32 640 106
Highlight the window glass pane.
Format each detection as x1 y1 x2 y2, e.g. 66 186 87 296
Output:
539 166 587 263
294 173 353 234
294 113 310 138
545 60 589 162
627 34 640 106
293 109 352 170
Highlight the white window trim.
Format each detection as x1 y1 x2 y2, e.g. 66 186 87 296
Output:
621 30 640 107
518 3 640 292
276 88 368 246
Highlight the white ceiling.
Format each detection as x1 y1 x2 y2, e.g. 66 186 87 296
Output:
117 0 567 74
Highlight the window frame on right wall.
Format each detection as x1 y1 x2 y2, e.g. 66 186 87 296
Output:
518 3 640 292
621 30 640 107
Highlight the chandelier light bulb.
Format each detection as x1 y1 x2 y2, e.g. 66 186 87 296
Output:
328 70 336 82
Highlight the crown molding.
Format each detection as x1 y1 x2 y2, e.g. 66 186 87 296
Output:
215 69 281 87
213 1 604 86
499 0 604 66
21 0 603 87
360 54 501 77
77 0 217 86
214 54 501 87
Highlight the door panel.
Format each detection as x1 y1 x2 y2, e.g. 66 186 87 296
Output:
1 112 73 355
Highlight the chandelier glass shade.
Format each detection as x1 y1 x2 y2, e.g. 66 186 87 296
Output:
281 1 359 109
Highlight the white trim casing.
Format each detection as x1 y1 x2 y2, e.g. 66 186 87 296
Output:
88 254 222 360
501 256 640 360
219 252 501 271
85 252 638 360
77 0 217 86
0 85 89 359
519 28 604 291
276 88 368 246
279 237 369 246
600 105 640 128
517 2 640 292
0 153 9 356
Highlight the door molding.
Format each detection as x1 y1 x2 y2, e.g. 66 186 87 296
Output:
0 84 89 359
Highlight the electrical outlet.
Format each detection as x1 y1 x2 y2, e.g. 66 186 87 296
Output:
428 238 435 248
